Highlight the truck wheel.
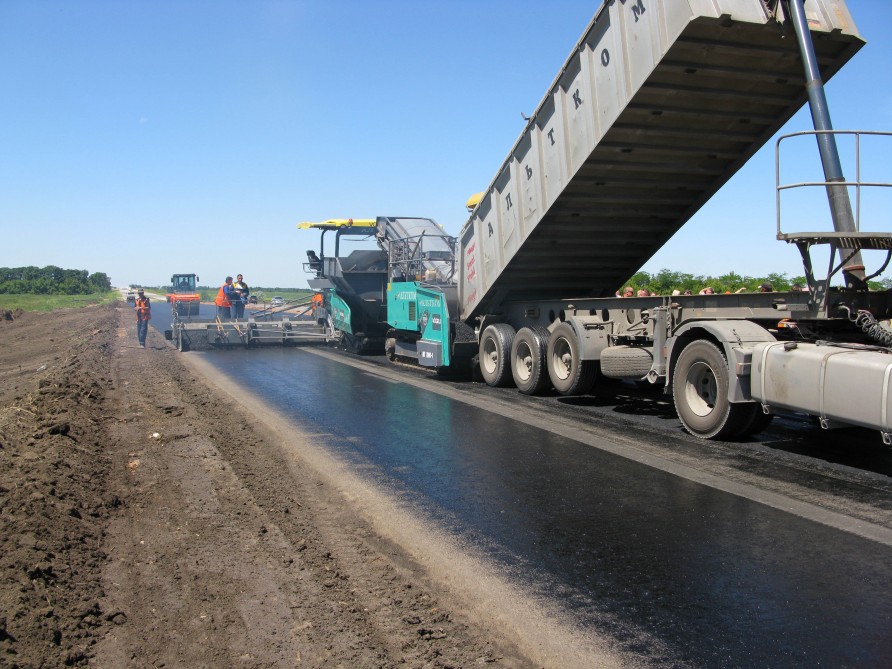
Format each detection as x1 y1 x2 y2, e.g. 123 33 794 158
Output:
600 345 654 379
547 322 596 395
673 340 747 439
479 324 515 387
737 404 775 438
511 327 551 395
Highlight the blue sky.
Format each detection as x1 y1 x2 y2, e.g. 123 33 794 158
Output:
1 0 890 290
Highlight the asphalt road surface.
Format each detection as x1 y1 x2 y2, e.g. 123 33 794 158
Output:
153 301 892 667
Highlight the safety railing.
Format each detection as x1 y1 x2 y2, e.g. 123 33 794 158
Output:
776 129 892 240
387 233 456 284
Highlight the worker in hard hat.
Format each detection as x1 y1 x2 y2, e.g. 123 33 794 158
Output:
134 289 151 348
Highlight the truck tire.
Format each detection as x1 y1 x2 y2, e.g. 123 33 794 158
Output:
511 327 551 395
547 322 597 396
737 404 775 438
479 324 515 387
673 340 749 439
599 345 654 379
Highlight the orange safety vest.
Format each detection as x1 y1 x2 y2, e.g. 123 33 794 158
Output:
215 284 232 307
135 297 151 320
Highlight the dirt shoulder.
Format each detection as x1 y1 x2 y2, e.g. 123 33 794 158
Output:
0 304 530 668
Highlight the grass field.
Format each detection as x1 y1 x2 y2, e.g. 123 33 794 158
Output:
0 291 120 312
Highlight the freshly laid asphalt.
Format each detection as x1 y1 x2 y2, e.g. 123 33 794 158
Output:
150 302 892 667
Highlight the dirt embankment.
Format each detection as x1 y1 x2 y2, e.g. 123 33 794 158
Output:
0 304 529 668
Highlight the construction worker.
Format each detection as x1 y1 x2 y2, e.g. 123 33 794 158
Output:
311 292 324 321
215 276 235 319
232 274 250 319
134 289 151 347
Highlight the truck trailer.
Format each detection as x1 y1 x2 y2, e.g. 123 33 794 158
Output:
378 0 892 441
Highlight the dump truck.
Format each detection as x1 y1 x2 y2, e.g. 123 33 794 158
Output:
166 273 202 317
380 0 892 441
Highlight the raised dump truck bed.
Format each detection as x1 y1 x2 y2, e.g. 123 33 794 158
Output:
459 0 863 320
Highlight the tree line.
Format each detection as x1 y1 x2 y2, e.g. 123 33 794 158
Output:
624 269 892 296
0 266 112 295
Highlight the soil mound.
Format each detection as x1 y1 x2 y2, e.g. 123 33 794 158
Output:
0 304 527 668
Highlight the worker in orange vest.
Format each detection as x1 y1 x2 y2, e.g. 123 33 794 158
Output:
308 291 323 322
215 276 235 319
134 289 151 348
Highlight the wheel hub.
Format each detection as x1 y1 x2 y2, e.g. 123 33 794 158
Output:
683 361 717 417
